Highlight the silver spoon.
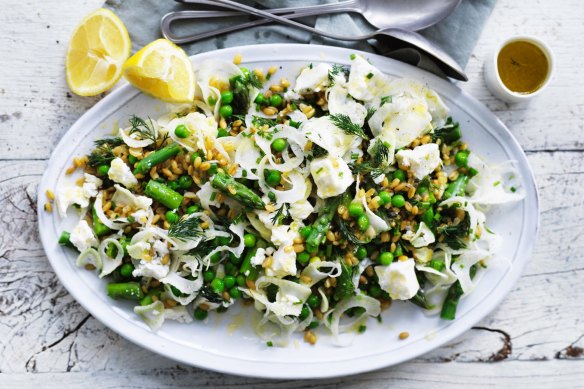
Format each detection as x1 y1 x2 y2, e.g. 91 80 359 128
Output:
162 0 467 80
172 0 462 31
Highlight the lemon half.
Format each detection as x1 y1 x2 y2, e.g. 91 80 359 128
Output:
123 39 195 103
66 9 131 96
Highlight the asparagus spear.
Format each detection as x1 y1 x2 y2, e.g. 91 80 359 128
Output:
440 264 477 320
211 172 265 209
432 117 462 144
305 196 341 253
144 180 184 209
443 175 469 199
58 231 74 248
106 282 144 301
92 206 111 237
133 143 181 175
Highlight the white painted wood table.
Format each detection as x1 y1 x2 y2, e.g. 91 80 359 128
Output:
1 0 583 387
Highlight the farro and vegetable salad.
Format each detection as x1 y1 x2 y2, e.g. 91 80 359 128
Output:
49 54 524 346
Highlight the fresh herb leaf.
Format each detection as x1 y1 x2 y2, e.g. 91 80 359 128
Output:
311 144 328 159
168 215 204 241
329 114 369 140
380 95 392 106
270 203 290 225
129 115 159 147
365 107 376 121
432 117 462 144
349 139 389 178
328 64 349 85
94 137 124 147
333 261 354 301
337 216 367 245
437 211 470 250
198 285 224 304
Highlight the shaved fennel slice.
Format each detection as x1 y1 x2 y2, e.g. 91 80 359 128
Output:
233 135 262 180
161 255 204 305
76 248 102 270
255 311 307 347
98 237 124 278
324 294 381 345
134 301 165 331
257 156 307 205
242 276 312 318
352 258 373 289
440 196 486 243
317 287 330 313
94 191 128 230
416 250 457 287
451 249 491 294
119 126 155 148
299 261 342 287
202 222 247 265
254 125 308 172
467 155 525 206
164 306 194 324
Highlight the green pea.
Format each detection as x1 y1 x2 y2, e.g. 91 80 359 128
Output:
357 214 370 231
208 163 218 175
229 287 241 299
128 155 138 165
174 124 190 139
392 169 406 182
348 202 364 218
194 307 208 320
165 210 179 224
178 175 193 189
207 96 217 106
217 128 229 138
368 284 382 298
269 94 283 107
297 252 310 264
379 191 392 205
219 105 233 118
167 181 179 191
455 150 469 167
379 252 394 266
119 263 134 278
243 233 257 248
186 205 199 214
307 294 320 308
271 138 287 152
254 93 265 104
299 305 310 321
236 274 246 287
224 262 236 276
211 278 225 293
203 270 215 283
210 252 222 264
299 226 312 239
220 90 234 104
266 170 281 187
267 191 276 202
356 246 368 260
97 164 110 176
391 194 406 208
190 151 203 163
224 275 236 289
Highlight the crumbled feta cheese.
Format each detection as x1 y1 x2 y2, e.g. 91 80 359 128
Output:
82 174 102 198
293 63 331 94
302 116 361 158
131 209 150 225
127 241 150 261
368 95 432 148
395 143 441 180
250 247 267 267
327 84 368 127
129 238 170 279
108 157 138 188
310 156 354 198
270 224 297 247
266 246 297 278
69 220 98 252
290 200 314 221
347 55 389 101
56 186 89 217
375 258 420 300
111 184 152 210
413 247 434 264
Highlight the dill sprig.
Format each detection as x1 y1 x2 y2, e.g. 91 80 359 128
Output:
437 212 470 250
328 64 349 85
270 203 290 225
234 114 277 128
336 216 367 245
365 107 376 121
349 139 389 178
329 114 369 140
88 137 123 167
128 115 162 148
168 215 204 241
311 144 328 159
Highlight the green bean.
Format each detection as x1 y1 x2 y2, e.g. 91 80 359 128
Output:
106 282 144 301
133 143 181 175
144 180 184 209
211 172 265 209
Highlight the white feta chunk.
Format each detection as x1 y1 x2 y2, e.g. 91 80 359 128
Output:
327 84 368 127
108 157 138 188
56 186 89 217
266 246 297 278
310 156 354 199
395 143 441 180
289 200 314 221
293 63 331 94
347 55 390 101
375 258 420 300
69 220 98 252
302 116 361 158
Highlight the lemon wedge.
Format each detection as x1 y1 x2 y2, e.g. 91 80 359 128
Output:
123 39 195 103
66 9 131 96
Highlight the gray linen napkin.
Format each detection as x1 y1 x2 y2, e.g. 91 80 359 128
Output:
105 0 496 74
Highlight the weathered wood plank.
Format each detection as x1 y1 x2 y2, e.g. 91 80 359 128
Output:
1 360 583 388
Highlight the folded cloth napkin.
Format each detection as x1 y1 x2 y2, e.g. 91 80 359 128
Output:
105 0 496 76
